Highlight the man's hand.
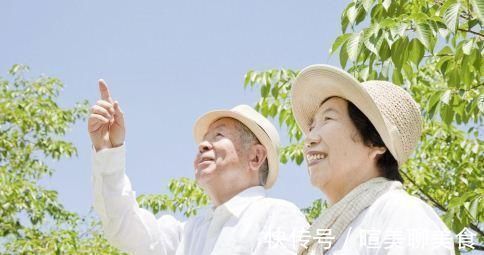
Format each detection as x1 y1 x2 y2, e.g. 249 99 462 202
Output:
88 79 125 152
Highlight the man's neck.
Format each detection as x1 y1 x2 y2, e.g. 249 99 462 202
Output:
206 183 259 208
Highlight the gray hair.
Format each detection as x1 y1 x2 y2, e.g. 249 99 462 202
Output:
232 119 269 186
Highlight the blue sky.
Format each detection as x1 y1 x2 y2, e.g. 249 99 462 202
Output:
2 0 347 216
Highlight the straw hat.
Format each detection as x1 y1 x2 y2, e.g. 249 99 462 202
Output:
291 64 422 166
193 105 280 188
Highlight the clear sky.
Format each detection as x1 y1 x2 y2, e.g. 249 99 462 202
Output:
1 0 347 216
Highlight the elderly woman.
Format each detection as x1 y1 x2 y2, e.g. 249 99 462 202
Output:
291 65 455 255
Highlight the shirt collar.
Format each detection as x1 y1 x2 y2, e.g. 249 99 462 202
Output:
208 186 266 219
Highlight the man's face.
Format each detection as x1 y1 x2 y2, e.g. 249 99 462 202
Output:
194 118 248 189
303 97 372 194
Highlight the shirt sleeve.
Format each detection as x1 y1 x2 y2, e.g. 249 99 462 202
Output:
92 144 183 255
253 200 310 255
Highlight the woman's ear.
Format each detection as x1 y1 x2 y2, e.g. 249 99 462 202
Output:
369 146 386 161
248 144 267 172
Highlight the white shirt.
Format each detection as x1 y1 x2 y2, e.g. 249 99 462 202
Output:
327 188 455 255
92 145 308 255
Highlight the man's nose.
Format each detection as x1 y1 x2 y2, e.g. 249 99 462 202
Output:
198 140 213 153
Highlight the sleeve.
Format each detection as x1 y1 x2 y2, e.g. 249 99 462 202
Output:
253 200 310 255
92 144 183 255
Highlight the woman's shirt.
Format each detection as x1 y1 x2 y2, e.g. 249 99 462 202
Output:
327 188 455 255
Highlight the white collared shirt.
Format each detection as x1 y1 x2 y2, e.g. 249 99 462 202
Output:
92 145 308 255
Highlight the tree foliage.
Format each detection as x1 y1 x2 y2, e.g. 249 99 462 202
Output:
2 0 482 254
0 65 208 254
0 64 127 254
138 177 209 218
244 0 483 253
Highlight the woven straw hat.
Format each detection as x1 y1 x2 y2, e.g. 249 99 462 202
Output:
193 105 280 188
291 64 422 166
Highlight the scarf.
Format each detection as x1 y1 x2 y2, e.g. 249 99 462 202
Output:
298 177 402 255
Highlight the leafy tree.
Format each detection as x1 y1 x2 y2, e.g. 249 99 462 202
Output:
0 65 208 254
0 64 126 254
244 0 483 253
137 177 209 218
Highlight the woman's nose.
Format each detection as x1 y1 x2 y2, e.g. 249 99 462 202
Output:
304 130 320 149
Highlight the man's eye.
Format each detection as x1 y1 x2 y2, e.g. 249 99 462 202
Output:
324 117 333 121
216 133 224 137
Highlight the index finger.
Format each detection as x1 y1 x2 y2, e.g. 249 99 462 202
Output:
98 79 113 103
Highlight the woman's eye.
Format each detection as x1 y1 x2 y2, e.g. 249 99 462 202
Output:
216 133 223 137
324 117 333 121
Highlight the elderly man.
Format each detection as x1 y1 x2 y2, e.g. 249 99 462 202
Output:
88 80 308 255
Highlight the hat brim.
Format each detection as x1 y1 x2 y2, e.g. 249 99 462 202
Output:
194 110 279 188
291 64 401 164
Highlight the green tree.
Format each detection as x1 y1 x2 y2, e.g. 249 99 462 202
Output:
244 0 483 253
137 177 209 218
0 65 208 254
0 64 127 254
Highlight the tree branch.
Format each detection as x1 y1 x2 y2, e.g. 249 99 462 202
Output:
400 170 484 237
423 53 454 58
468 83 484 90
470 243 484 251
458 28 484 37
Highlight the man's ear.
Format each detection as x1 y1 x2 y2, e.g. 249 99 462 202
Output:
248 144 267 172
369 145 386 161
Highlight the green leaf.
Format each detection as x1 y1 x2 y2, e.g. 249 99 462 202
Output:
244 70 253 88
261 84 269 97
347 32 362 62
478 94 484 113
438 46 454 55
392 69 403 84
378 39 391 61
408 39 425 66
391 37 408 69
428 90 443 113
415 22 434 50
340 41 349 69
383 0 392 11
462 40 473 55
443 2 462 32
360 65 370 81
402 63 414 80
441 90 452 104
364 24 382 54
364 36 378 55
341 3 352 33
362 0 373 12
471 0 484 23
448 67 461 87
330 33 352 54
389 22 408 38
347 4 358 24
469 198 479 220
441 105 454 125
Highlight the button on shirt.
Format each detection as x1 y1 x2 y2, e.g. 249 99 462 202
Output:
92 145 309 255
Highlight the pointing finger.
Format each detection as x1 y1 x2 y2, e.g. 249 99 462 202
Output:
98 79 113 103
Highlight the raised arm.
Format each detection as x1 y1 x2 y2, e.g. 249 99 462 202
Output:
89 80 182 254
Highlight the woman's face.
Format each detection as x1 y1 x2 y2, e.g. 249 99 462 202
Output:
303 97 379 202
